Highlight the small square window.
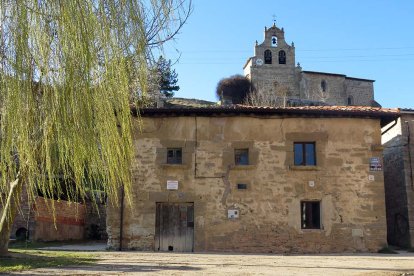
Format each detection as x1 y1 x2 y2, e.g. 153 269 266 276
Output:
235 149 249 165
237 183 248 190
167 148 182 164
301 201 321 229
294 142 316 166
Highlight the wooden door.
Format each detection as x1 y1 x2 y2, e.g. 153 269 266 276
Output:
155 202 194 252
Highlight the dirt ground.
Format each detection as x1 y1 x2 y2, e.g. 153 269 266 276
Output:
10 251 414 276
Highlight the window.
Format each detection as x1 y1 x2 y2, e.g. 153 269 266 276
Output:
271 36 278 47
347 96 353 105
235 149 249 165
278 50 286 64
294 142 316 166
237 183 248 190
301 201 321 229
167 148 182 164
321 80 327 92
264 50 272 64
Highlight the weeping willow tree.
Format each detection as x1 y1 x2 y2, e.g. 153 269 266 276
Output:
0 0 191 255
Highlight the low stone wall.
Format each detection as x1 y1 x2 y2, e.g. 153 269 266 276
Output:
33 197 86 241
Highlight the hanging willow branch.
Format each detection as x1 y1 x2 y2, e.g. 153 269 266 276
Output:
0 0 191 242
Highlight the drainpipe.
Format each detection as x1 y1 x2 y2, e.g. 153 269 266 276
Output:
405 121 414 190
119 185 124 251
194 116 198 178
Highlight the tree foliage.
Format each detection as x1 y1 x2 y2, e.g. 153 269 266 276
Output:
156 56 179 98
216 75 254 104
0 0 191 255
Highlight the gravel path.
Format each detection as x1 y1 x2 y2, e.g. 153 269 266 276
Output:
11 251 414 275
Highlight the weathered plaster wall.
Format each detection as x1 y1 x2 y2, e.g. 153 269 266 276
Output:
107 115 387 253
3 194 98 242
383 115 414 248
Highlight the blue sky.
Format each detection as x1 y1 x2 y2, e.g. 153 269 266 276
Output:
163 0 414 108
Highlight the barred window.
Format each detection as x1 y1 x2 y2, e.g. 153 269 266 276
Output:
167 148 182 164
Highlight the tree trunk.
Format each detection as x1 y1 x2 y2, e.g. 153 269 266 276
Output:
0 176 23 256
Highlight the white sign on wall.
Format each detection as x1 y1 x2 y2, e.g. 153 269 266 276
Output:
369 157 382 171
228 209 239 219
167 180 178 190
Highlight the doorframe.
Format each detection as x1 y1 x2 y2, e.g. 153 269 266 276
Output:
154 202 194 252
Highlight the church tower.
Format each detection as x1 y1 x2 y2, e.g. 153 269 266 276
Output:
244 23 377 107
244 23 301 100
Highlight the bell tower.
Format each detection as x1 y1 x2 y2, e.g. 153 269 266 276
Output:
244 23 301 99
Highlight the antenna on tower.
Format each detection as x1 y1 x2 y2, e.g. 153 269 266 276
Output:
272 14 276 26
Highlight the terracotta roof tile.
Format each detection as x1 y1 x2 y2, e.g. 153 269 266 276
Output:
135 104 399 115
161 104 398 114
133 104 399 127
230 105 398 113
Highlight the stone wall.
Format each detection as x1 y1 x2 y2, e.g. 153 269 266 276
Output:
300 73 346 105
0 169 106 244
33 197 86 241
249 66 301 99
9 187 35 240
84 200 107 240
4 194 96 242
345 78 375 106
383 115 414 248
107 115 388 253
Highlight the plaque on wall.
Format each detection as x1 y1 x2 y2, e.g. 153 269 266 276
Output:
369 157 382 171
167 180 179 190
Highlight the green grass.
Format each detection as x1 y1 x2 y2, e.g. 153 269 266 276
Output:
0 242 97 273
8 239 96 249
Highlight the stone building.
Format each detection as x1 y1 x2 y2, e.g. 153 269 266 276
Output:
382 109 414 248
106 105 398 253
243 23 380 107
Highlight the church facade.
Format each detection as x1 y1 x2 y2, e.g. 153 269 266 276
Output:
243 24 379 107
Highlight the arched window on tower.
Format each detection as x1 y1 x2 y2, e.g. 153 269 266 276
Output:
271 36 278 47
321 80 327 92
264 50 272 64
347 96 354 105
278 50 286 64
